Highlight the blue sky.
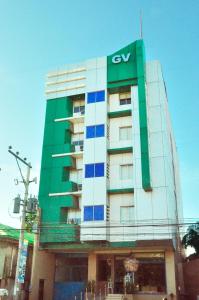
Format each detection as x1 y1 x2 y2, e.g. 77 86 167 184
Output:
0 0 198 227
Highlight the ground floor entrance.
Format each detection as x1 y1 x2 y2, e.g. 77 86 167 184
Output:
96 252 166 294
30 243 178 300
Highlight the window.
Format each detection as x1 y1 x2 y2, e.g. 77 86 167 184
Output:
95 163 104 177
86 124 105 139
73 105 85 114
119 92 131 105
114 254 166 294
72 133 84 147
120 164 133 180
119 126 132 141
96 124 105 137
86 125 95 138
120 98 131 105
84 205 104 221
85 164 94 178
120 206 134 224
85 163 104 178
84 206 93 221
87 90 105 103
72 140 83 146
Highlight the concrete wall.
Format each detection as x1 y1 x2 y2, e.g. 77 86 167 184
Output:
30 238 55 300
183 258 199 300
88 253 97 281
165 250 177 296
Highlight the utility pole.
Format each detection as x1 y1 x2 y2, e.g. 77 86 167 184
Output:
8 146 32 300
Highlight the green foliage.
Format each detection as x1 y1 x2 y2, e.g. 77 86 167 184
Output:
25 212 37 233
182 222 199 255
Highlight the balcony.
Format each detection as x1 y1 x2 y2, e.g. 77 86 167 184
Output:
108 146 133 155
52 142 84 159
54 112 84 124
49 181 82 197
39 223 80 243
108 109 131 118
107 188 134 194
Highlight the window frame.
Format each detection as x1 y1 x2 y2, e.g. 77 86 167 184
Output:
84 205 104 221
85 163 104 178
120 164 133 180
119 126 132 141
87 90 105 104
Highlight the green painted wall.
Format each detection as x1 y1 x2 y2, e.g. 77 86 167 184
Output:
107 40 151 191
107 42 137 88
39 96 80 243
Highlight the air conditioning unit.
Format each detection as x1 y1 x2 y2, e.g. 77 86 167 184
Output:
73 111 81 117
75 145 81 152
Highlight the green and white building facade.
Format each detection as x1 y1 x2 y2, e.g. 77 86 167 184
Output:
31 40 183 300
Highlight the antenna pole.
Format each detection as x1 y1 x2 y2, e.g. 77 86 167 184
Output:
140 10 143 39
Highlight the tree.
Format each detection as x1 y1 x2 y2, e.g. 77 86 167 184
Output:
182 222 199 255
25 212 37 233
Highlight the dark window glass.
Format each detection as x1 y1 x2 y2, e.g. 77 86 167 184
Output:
80 105 85 112
95 163 104 177
135 259 166 293
85 164 94 178
98 260 111 281
120 99 126 105
87 91 105 103
96 124 105 137
84 206 93 221
79 140 84 146
96 90 105 102
120 98 131 105
86 126 95 138
74 106 80 113
87 92 96 103
94 205 104 220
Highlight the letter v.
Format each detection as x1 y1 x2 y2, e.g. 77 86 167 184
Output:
121 53 131 62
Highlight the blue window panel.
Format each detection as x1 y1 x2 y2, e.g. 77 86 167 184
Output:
86 126 95 138
96 90 105 102
95 163 104 177
85 164 94 178
94 205 104 221
96 124 105 137
87 92 96 104
84 206 93 221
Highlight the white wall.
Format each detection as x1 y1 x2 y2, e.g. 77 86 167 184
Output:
81 56 108 241
46 62 87 100
109 115 132 149
109 153 133 190
130 61 182 240
109 194 135 241
109 93 131 112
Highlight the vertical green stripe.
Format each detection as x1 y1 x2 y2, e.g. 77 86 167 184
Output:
107 40 152 191
136 40 152 191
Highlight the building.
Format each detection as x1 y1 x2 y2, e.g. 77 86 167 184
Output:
30 39 183 300
0 223 33 300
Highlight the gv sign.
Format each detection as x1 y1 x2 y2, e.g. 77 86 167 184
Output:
112 53 131 64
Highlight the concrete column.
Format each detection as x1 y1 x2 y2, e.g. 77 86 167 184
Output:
88 253 97 281
165 250 177 297
111 256 115 289
29 235 55 300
